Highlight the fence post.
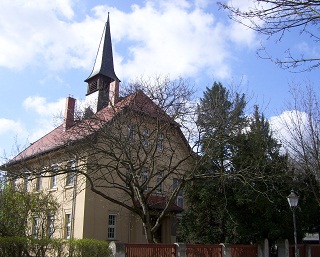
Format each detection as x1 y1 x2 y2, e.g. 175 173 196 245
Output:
109 241 125 257
221 243 231 257
175 243 186 257
258 238 269 257
277 239 289 257
306 245 311 257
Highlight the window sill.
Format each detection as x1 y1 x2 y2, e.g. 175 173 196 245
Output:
48 187 58 192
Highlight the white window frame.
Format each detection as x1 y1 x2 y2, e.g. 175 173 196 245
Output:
128 125 135 141
51 164 58 188
141 168 148 192
32 216 39 238
142 129 149 146
47 214 55 238
157 133 164 150
66 160 76 186
173 178 183 208
24 176 29 191
65 213 72 239
156 172 163 193
176 196 184 208
35 175 42 191
107 214 116 240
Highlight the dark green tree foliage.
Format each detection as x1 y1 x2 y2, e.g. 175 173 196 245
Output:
180 83 297 244
227 106 293 243
197 82 246 174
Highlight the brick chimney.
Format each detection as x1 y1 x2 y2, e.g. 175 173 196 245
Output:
64 97 76 131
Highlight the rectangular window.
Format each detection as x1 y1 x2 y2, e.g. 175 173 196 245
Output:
173 178 183 208
156 172 163 193
128 125 135 141
35 175 42 191
13 179 18 190
66 161 76 186
47 215 54 238
107 214 116 240
157 133 164 150
125 172 132 188
51 164 58 188
65 213 72 239
177 196 184 208
24 176 29 191
142 129 149 146
141 168 148 192
32 217 39 238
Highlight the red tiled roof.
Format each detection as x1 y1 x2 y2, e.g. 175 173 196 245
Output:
8 90 175 165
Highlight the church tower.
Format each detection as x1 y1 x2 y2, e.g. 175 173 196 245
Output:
84 14 120 113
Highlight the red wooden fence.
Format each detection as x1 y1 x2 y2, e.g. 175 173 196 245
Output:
186 244 222 257
310 245 320 257
125 243 320 257
289 244 306 257
230 245 258 257
125 244 176 257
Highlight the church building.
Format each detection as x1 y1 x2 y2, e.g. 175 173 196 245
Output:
3 15 192 244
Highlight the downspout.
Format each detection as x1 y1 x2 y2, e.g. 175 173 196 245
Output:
128 213 132 243
71 168 77 239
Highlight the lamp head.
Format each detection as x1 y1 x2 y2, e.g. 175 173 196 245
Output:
287 190 299 208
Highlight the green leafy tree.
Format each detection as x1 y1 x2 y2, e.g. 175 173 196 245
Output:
225 106 293 243
197 81 247 174
180 85 306 244
180 82 248 243
0 183 59 238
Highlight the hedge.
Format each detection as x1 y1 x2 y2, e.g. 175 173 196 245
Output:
0 237 111 257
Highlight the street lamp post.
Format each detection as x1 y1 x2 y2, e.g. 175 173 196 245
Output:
287 190 299 257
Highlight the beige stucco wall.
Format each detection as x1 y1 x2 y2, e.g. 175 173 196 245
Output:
8 110 193 244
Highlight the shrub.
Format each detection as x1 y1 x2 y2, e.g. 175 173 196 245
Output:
0 236 29 257
68 238 110 257
0 236 110 257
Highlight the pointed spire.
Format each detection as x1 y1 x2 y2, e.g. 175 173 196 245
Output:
85 14 119 83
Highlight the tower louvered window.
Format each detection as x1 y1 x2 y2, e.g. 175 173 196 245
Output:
89 81 98 93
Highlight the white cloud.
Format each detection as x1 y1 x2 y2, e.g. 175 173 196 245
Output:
0 0 258 80
270 110 309 152
0 0 80 70
0 119 24 136
22 96 66 142
224 0 269 31
108 1 257 80
23 96 65 117
0 118 27 157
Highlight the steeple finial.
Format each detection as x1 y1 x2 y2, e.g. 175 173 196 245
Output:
85 14 119 83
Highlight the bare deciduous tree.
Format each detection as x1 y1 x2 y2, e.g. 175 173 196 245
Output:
3 76 198 243
274 82 320 204
219 0 320 71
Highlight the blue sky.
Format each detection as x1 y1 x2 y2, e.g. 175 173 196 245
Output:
0 0 319 159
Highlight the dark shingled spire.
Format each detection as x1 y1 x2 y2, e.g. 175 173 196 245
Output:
85 14 119 83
